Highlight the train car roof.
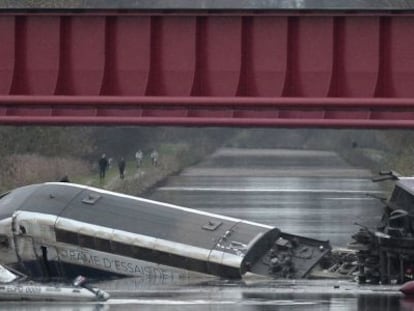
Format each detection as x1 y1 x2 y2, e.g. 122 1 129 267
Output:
11 182 273 251
0 184 42 220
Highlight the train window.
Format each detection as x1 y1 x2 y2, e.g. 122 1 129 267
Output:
78 234 95 248
95 237 111 252
111 241 131 257
55 229 79 245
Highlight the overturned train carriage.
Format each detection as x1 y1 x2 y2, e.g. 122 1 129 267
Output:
0 182 329 280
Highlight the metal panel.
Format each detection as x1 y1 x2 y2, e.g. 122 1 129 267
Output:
102 16 151 95
11 16 60 95
242 16 288 96
338 17 380 97
287 16 334 97
194 16 242 96
57 16 106 95
0 16 14 95
147 16 196 96
388 17 414 97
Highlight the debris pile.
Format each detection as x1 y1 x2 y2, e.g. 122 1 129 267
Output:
349 171 414 284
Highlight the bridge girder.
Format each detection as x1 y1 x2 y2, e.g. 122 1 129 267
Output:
0 12 414 127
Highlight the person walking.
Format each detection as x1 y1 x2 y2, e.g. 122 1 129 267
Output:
135 150 143 169
98 154 109 182
150 149 159 167
118 157 126 179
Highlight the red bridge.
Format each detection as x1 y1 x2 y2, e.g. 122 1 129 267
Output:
1 3 414 127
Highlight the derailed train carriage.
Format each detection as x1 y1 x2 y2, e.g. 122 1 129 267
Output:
0 182 330 280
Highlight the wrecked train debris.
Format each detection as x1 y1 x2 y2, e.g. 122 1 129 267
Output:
350 171 414 284
0 182 330 281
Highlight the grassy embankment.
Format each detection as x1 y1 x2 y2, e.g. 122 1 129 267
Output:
0 143 207 196
0 135 219 195
72 143 210 196
339 146 414 194
341 147 414 176
0 154 90 193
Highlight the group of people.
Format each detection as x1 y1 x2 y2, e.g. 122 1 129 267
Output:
98 149 160 182
136 149 159 168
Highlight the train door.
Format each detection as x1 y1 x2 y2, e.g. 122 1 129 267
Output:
11 212 62 279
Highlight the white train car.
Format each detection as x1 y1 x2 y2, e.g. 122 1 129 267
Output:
0 182 330 280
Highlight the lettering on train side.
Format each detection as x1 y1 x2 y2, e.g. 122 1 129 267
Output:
59 248 170 278
5 286 41 294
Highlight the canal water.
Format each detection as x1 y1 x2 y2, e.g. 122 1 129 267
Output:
3 148 409 310
150 148 383 247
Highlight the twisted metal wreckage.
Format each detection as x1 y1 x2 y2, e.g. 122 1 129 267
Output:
350 171 414 285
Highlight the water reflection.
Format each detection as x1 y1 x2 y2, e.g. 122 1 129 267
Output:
358 295 403 311
149 150 382 247
0 303 108 311
107 295 408 311
1 296 409 311
0 279 407 310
